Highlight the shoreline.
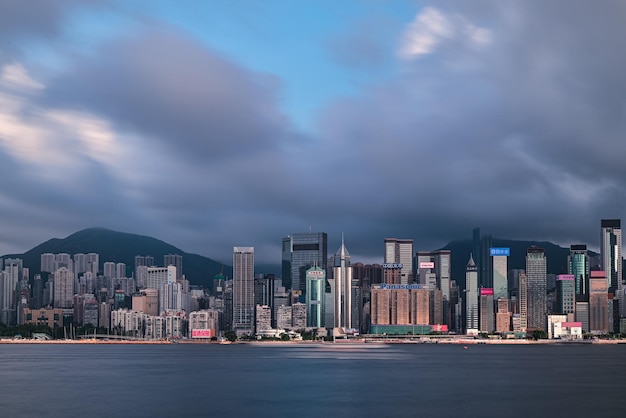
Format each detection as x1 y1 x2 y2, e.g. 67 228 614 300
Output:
1 338 625 345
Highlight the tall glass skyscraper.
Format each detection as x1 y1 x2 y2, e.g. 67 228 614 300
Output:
282 232 328 292
526 247 547 332
600 219 622 293
305 266 325 328
568 244 589 295
233 247 254 335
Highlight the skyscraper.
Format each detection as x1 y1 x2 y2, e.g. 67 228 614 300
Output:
518 272 528 333
305 266 325 328
233 247 254 335
384 238 413 284
568 245 589 295
491 248 509 300
589 271 609 334
333 238 353 329
556 274 576 316
526 247 547 332
600 219 622 293
465 255 479 335
282 232 327 292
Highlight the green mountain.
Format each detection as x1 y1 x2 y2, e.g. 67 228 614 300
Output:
441 238 600 290
2 227 231 289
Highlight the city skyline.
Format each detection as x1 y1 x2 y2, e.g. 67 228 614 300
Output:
1 2 626 265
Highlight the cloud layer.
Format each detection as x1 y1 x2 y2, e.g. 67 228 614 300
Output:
1 1 626 268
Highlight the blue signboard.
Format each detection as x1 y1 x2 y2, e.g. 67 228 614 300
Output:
490 247 510 257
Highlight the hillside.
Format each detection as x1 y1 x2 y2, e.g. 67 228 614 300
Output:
2 227 231 289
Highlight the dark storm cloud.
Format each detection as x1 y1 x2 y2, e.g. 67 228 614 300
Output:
44 26 295 163
314 1 626 258
4 1 626 267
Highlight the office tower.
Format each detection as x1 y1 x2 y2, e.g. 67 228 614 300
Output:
416 251 436 287
496 298 511 333
556 275 576 316
31 274 43 310
41 253 55 273
589 271 609 334
146 266 176 290
384 238 413 284
305 266 325 328
351 279 361 331
479 288 495 333
568 245 589 295
53 267 74 309
254 274 275 308
526 247 547 331
480 235 493 288
164 254 183 280
491 248 509 300
273 283 290 329
233 247 254 335
465 255 479 334
601 219 622 293
333 238 353 329
436 250 451 301
519 272 528 333
282 232 327 292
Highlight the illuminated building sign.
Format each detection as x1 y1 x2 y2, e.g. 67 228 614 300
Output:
382 263 404 269
490 248 510 257
380 283 423 290
419 262 435 269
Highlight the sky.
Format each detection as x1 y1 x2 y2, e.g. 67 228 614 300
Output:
0 0 625 265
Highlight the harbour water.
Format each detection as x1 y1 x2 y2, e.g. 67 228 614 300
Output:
1 343 624 417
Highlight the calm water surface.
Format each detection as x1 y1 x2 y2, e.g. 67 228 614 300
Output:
0 343 625 417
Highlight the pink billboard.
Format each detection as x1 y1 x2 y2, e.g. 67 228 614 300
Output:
480 288 494 296
192 329 216 338
590 271 606 278
557 274 575 281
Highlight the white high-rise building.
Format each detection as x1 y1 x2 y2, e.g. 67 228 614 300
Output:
233 247 254 335
465 255 479 335
384 238 413 284
333 237 353 329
